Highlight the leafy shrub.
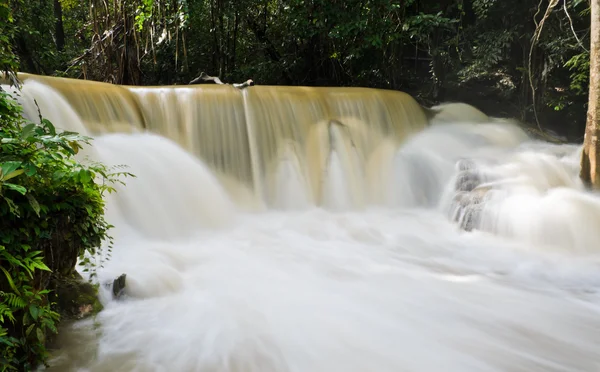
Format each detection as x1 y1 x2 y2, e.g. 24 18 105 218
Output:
0 88 130 370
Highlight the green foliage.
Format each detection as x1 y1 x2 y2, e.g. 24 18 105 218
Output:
0 90 132 370
7 0 59 73
458 30 517 81
2 0 594 136
0 1 18 74
135 0 155 31
565 51 590 95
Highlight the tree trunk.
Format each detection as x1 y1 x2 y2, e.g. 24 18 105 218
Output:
54 0 65 52
231 11 239 74
580 0 600 187
210 0 218 73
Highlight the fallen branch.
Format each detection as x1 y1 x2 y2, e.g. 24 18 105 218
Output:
189 72 255 89
0 71 21 88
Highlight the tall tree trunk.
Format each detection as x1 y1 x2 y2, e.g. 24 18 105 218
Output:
210 0 218 73
231 11 239 73
580 0 600 187
54 0 65 52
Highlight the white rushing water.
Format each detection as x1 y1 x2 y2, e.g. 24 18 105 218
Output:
37 117 600 372
10 79 599 372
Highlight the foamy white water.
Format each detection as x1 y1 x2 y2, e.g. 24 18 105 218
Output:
36 119 600 372
12 72 600 372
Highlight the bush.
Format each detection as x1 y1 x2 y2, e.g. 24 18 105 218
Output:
0 88 130 370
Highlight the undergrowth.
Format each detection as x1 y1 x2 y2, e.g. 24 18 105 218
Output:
0 87 131 371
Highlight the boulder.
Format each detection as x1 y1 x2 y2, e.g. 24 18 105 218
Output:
49 272 103 320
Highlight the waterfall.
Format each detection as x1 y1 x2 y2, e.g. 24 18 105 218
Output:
12 73 428 209
4 74 600 372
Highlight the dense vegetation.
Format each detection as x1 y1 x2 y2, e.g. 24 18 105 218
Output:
1 0 593 139
0 101 100 369
0 0 598 368
1 4 130 370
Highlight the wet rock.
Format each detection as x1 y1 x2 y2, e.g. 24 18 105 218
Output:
458 204 483 232
49 272 103 320
456 159 477 172
455 170 483 192
112 274 127 299
450 160 492 232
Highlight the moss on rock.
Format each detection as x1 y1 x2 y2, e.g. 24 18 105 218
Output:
49 272 103 320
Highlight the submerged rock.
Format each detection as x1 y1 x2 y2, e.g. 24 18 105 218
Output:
459 204 483 232
455 170 483 192
456 158 477 172
449 159 495 232
452 189 489 231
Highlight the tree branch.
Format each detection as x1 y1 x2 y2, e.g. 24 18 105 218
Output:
528 0 560 131
564 0 589 52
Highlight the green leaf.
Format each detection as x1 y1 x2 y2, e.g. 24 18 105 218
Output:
0 161 22 181
52 171 65 181
59 142 76 155
79 169 92 184
25 323 35 337
23 163 36 176
69 141 80 154
3 183 26 195
0 267 19 294
36 328 44 343
26 194 40 217
41 119 56 136
30 261 51 272
20 123 36 139
29 305 39 321
3 169 25 181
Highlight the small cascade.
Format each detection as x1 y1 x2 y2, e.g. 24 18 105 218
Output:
3 80 91 136
13 74 429 209
92 133 236 240
268 142 311 210
321 121 366 209
445 143 600 253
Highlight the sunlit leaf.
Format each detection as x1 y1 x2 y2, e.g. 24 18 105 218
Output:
0 161 22 181
3 183 26 195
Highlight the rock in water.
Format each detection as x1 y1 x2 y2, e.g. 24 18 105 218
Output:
448 159 495 231
456 158 477 171
112 273 127 299
50 272 103 320
454 170 483 192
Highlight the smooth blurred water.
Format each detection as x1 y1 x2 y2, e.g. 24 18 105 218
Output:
39 120 600 372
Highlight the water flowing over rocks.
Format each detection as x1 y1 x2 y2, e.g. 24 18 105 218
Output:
445 142 589 248
10 75 600 372
448 159 495 231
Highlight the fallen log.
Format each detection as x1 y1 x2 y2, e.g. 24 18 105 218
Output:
189 72 254 89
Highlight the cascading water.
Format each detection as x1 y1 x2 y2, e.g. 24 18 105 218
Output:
4 74 600 371
12 73 427 208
